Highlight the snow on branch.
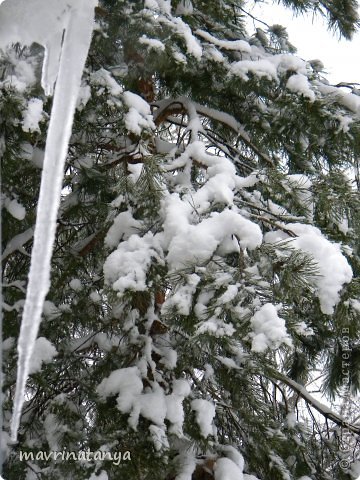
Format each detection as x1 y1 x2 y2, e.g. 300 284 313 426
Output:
153 97 274 165
0 0 98 442
271 371 360 435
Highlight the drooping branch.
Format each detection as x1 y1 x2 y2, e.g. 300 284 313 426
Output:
152 97 274 166
269 369 360 435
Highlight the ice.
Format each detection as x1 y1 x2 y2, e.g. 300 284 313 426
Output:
190 399 216 437
3 0 98 442
0 0 73 96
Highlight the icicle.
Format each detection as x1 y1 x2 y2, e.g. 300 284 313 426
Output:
9 0 97 442
0 136 5 476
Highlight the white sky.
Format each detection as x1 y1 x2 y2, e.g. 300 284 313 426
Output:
248 1 360 84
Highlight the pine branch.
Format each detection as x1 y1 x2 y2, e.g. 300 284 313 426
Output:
269 370 360 435
153 97 274 166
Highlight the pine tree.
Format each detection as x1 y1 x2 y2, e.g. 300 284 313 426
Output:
1 1 360 479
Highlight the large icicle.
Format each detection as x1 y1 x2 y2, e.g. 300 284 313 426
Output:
0 0 98 441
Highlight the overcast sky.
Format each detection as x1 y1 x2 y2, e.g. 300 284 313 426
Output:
248 1 360 84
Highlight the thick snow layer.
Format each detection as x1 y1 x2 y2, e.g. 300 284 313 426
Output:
105 211 142 249
0 53 37 92
104 232 163 294
4 198 26 221
29 337 58 374
69 278 83 291
286 73 315 101
220 446 244 470
174 452 197 480
214 457 244 480
250 303 292 352
22 98 44 133
90 68 122 96
265 224 353 314
171 17 202 59
139 35 166 51
196 318 235 338
163 273 200 315
195 29 251 53
317 82 360 113
163 194 262 271
0 0 93 96
166 380 191 436
165 140 239 210
230 52 311 92
96 367 143 407
123 91 155 135
2 0 98 442
149 424 169 451
190 399 216 437
97 369 190 438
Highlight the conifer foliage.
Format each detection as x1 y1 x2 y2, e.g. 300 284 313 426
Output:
1 1 360 479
